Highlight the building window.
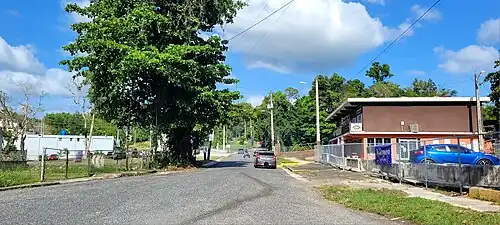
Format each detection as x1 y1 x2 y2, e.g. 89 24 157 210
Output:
366 138 391 154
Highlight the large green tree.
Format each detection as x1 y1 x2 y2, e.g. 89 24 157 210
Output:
61 0 245 165
484 59 500 120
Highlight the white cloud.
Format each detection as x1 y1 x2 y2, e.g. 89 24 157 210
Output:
411 4 441 21
62 0 91 23
223 0 412 73
407 70 426 75
0 36 80 97
435 45 499 74
0 69 76 96
365 0 385 6
0 36 45 74
247 95 265 107
477 18 500 45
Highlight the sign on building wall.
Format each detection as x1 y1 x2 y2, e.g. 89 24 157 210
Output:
375 144 392 166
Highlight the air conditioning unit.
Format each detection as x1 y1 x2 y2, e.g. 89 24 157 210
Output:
409 123 419 133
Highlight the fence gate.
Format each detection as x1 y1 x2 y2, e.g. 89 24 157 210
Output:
397 139 419 161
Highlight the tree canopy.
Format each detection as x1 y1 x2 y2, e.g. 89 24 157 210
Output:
61 0 245 165
220 62 461 150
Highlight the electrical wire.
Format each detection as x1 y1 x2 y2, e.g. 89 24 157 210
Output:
237 0 271 41
227 0 296 41
349 0 443 79
245 1 293 54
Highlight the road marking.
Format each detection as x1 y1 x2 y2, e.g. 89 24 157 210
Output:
281 167 310 183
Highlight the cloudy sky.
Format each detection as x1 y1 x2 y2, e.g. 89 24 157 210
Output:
0 0 499 112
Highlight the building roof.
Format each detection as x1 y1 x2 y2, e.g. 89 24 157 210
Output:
326 97 491 121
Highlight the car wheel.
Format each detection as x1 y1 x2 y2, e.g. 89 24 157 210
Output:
476 159 493 166
421 159 435 164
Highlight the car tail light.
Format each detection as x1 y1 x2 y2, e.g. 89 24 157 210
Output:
414 150 423 155
257 153 260 159
273 155 276 160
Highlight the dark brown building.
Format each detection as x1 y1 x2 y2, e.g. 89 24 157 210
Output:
326 97 490 160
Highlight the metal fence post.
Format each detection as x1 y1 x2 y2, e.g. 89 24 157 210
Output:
40 147 46 182
65 148 69 179
397 143 402 184
424 140 428 189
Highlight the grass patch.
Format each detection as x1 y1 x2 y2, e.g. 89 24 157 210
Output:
195 155 223 161
1 158 147 188
321 185 500 225
277 157 298 164
132 141 150 150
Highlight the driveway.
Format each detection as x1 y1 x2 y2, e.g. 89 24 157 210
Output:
0 154 401 225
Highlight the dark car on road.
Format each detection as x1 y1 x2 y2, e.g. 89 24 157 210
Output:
254 151 277 169
238 149 244 154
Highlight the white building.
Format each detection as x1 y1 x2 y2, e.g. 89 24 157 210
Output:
23 135 116 160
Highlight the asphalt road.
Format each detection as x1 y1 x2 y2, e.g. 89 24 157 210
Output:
0 154 400 225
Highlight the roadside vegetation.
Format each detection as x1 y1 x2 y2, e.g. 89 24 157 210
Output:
0 158 146 188
321 185 500 225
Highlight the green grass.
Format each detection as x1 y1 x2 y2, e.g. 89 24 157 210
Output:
321 185 500 225
195 155 223 161
0 158 147 188
132 141 151 150
277 157 297 164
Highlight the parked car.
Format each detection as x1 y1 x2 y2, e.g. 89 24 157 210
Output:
48 154 59 161
107 150 126 160
409 144 500 165
254 151 277 169
131 150 140 158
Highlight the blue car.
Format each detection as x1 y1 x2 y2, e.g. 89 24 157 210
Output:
409 144 500 166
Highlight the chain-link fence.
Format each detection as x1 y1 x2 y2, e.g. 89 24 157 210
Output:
1 147 150 187
315 132 500 189
280 143 315 152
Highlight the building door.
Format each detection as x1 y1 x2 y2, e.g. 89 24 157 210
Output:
398 139 420 161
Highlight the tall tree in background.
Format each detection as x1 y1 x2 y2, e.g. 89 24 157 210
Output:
484 59 500 121
62 0 245 166
0 83 46 154
366 62 393 83
405 78 457 97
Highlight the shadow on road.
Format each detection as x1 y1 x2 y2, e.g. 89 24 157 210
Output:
210 160 250 168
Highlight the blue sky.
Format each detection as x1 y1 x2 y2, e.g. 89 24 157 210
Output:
0 0 499 114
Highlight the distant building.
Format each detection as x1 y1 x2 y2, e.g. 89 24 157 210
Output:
23 135 116 161
326 97 490 160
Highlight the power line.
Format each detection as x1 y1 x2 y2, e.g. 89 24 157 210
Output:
350 0 443 79
246 1 293 54
227 0 296 41
237 0 271 41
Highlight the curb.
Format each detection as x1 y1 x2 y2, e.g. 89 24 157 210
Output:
281 165 309 183
0 170 158 192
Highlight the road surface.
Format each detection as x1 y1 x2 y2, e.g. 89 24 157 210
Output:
0 154 400 225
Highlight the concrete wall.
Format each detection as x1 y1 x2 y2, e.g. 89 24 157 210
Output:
375 162 500 188
318 153 500 188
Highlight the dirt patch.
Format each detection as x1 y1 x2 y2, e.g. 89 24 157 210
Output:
292 163 391 187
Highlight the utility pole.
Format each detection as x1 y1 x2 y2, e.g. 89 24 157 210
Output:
250 119 253 148
222 125 226 152
270 91 275 153
474 71 485 152
315 78 321 147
